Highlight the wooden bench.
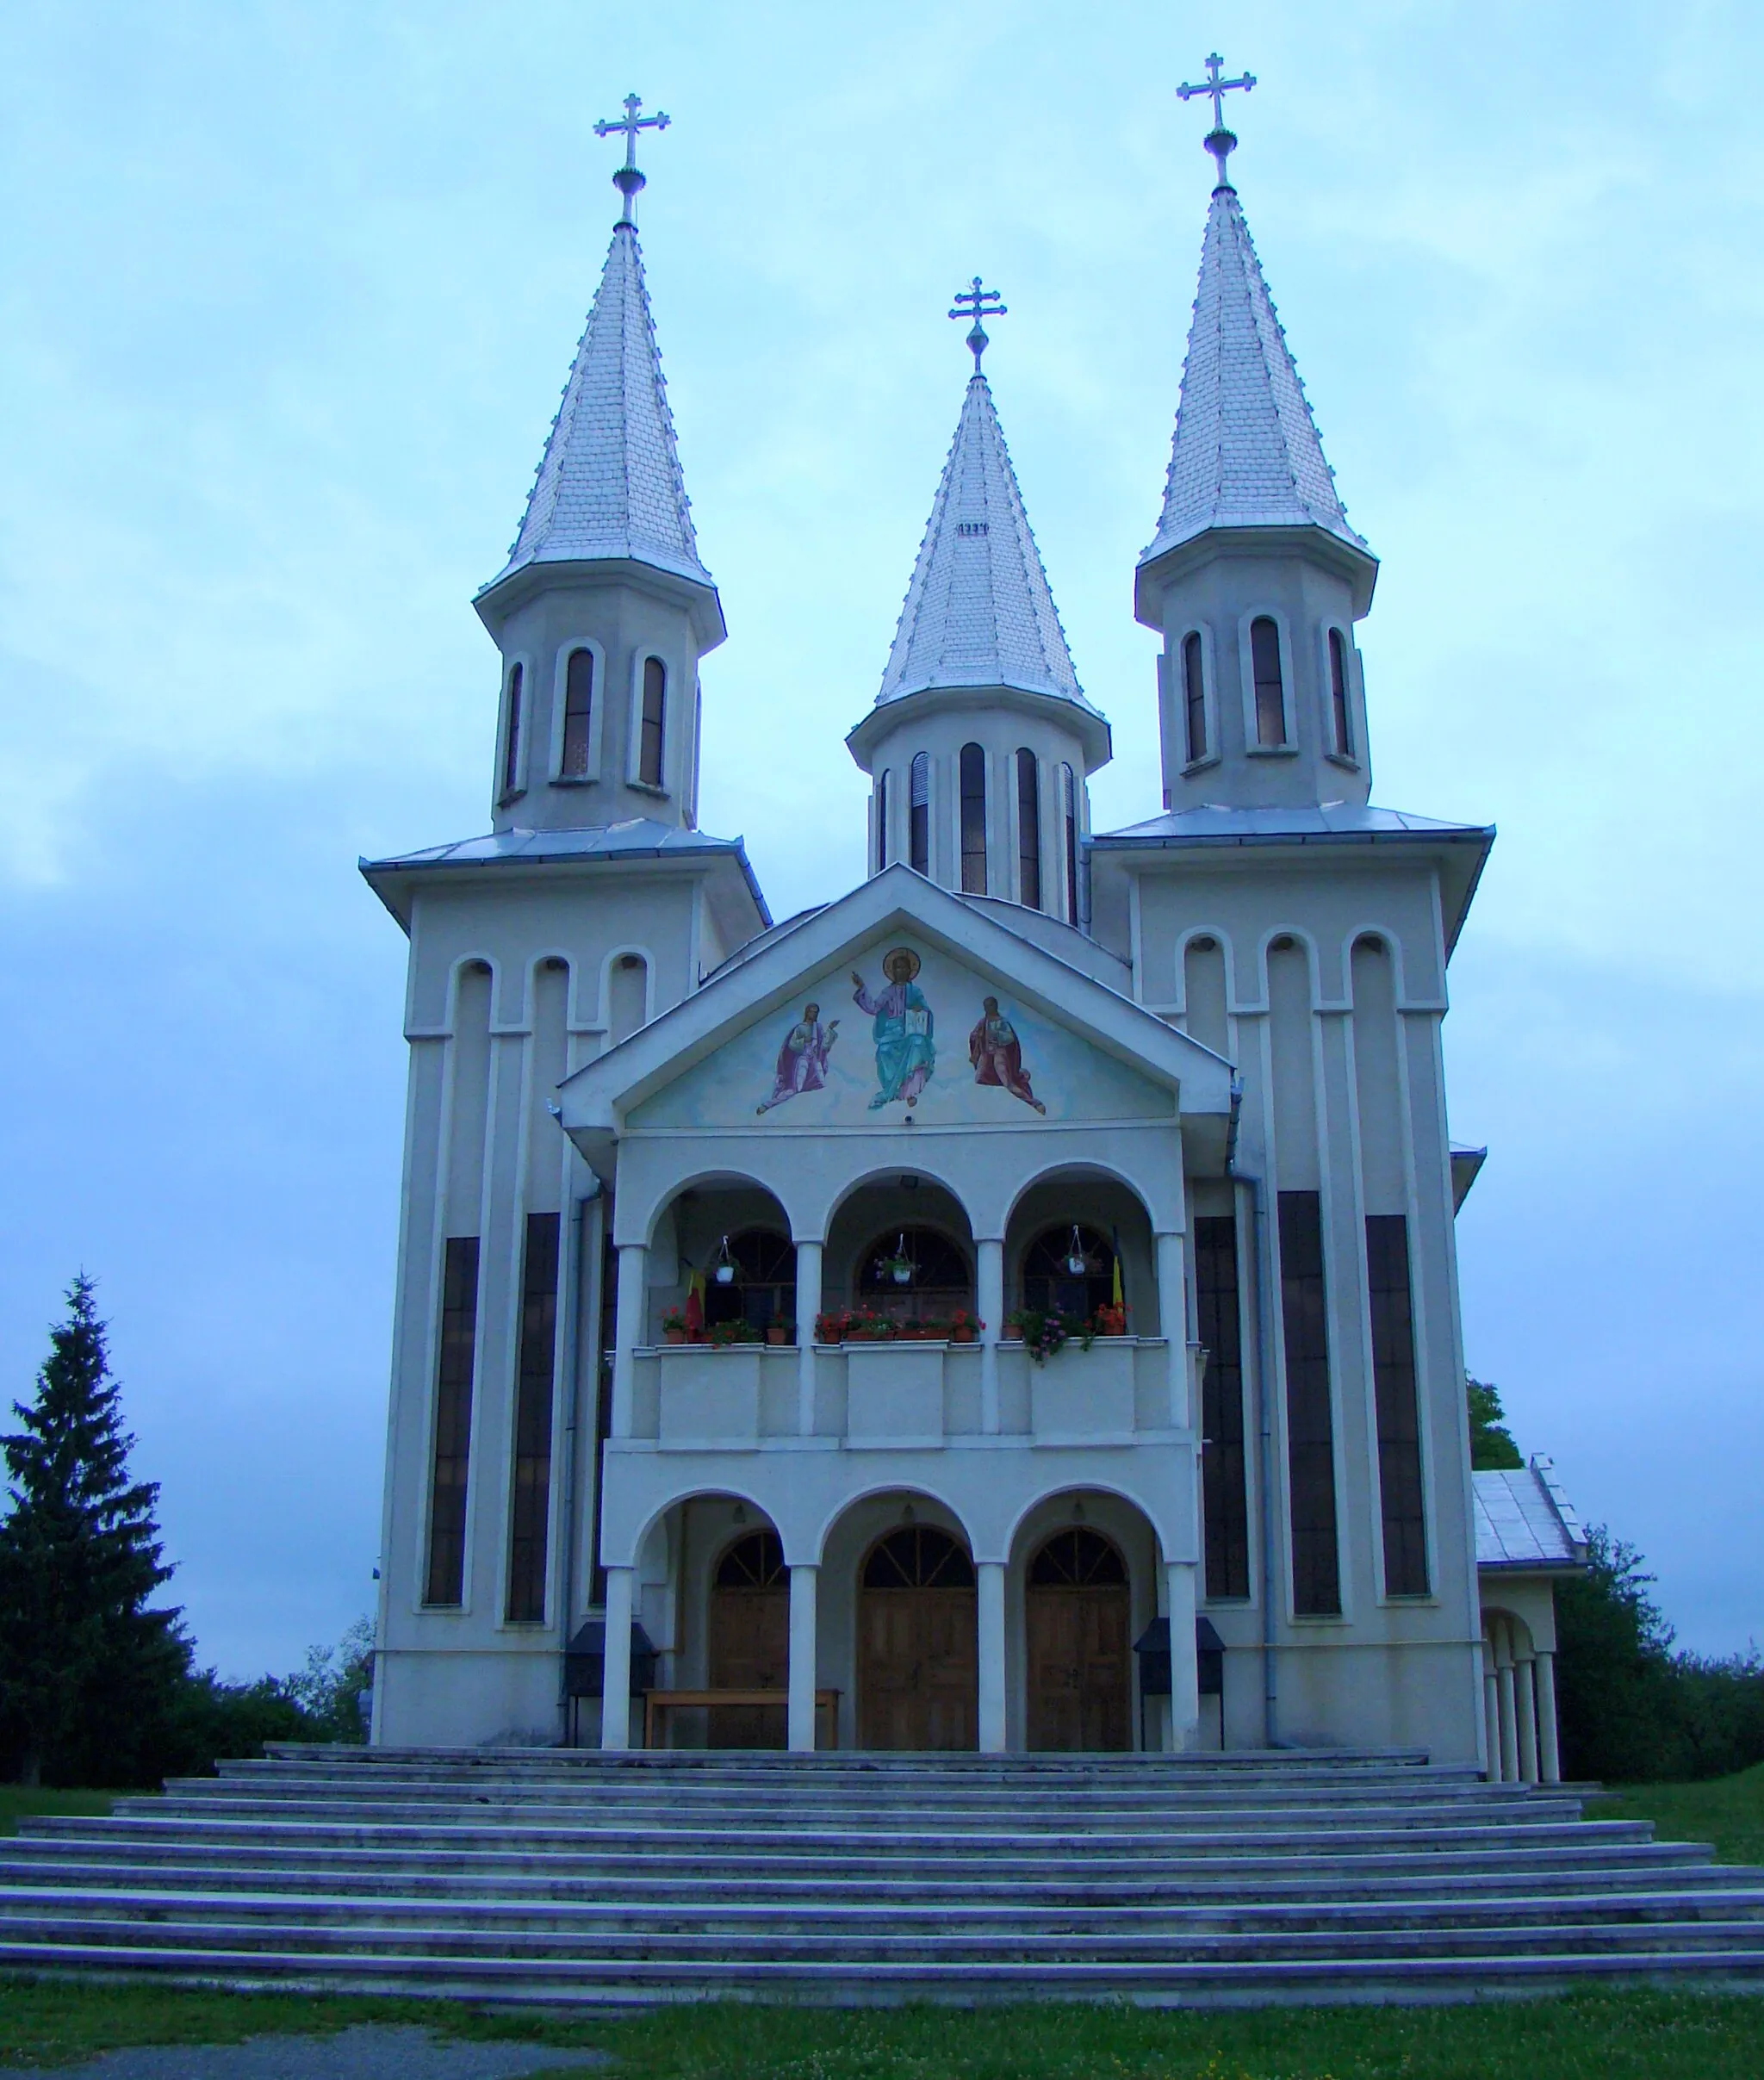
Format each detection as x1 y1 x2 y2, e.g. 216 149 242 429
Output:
643 1687 842 1751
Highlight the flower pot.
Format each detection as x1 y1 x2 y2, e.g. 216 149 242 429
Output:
766 1326 790 1346
951 1326 977 1344
663 1326 686 1345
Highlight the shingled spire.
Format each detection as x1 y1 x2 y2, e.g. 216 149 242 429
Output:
876 370 1089 711
1141 182 1370 568
487 220 712 595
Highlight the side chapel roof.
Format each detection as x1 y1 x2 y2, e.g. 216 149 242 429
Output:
873 374 1095 714
482 222 712 595
1141 182 1370 566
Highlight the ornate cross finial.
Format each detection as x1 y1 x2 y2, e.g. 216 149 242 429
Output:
593 91 671 225
1177 53 1256 189
949 277 1008 370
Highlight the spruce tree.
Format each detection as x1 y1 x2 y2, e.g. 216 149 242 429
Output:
0 1276 189 1785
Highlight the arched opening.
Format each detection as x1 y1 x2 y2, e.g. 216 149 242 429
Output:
853 1223 972 1325
1182 630 1207 765
704 1227 796 1335
859 1524 978 1749
501 661 525 797
607 953 647 1046
1251 616 1286 748
639 655 667 787
1025 1526 1132 1752
1015 748 1040 910
959 742 987 893
875 767 890 872
1059 763 1079 922
1020 1223 1118 1322
562 648 595 777
910 752 930 873
1328 628 1353 760
708 1528 788 1747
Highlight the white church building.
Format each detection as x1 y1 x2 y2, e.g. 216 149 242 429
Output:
363 82 1579 1776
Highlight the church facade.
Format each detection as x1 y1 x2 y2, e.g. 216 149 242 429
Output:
363 97 1508 1766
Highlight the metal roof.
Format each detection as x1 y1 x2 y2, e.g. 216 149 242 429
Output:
1094 803 1490 846
481 223 711 598
1141 183 1370 568
1474 1460 1588 1572
873 373 1094 713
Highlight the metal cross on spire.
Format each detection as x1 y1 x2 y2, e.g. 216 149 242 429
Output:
593 91 671 225
949 277 1008 370
1177 52 1256 189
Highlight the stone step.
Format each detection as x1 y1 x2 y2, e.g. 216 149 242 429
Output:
265 1743 1439 1773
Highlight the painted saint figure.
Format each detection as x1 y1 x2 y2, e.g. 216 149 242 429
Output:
756 1002 838 1115
969 996 1046 1114
851 947 935 1110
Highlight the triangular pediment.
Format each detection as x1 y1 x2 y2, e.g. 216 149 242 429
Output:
557 868 1233 1146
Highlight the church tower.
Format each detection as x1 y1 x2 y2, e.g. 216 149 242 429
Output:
1134 80 1378 816
473 102 724 835
847 286 1110 925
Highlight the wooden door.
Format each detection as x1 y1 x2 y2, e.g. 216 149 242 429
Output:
1026 1528 1132 1752
709 1530 787 1748
858 1526 978 1750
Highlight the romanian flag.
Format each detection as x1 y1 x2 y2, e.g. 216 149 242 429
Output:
685 1269 706 1340
1110 1229 1124 1313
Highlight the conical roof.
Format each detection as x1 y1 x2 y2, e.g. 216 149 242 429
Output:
487 222 711 593
1141 183 1370 565
875 373 1090 710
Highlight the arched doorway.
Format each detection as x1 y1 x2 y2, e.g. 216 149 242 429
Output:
858 1524 978 1750
1025 1526 1132 1751
709 1529 787 1747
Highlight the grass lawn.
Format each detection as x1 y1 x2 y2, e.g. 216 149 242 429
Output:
1596 1761 1764 1869
0 1789 120 1837
0 1985 1762 2078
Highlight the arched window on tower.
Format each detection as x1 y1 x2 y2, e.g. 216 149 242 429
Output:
501 662 525 798
562 649 593 778
875 769 891 872
1328 629 1354 761
1183 630 1208 765
608 953 648 1046
1060 763 1079 924
910 753 930 873
638 656 667 788
959 742 987 894
1251 617 1287 748
1015 748 1040 910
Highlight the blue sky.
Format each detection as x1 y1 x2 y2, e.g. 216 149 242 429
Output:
2 0 1759 1675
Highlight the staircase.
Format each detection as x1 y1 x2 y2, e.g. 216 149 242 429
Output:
2 1746 1761 2005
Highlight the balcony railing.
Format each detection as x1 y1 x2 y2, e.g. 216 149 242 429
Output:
626 1336 1184 1450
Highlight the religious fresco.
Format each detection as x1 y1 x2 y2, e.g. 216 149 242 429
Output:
969 996 1045 1114
627 941 1173 1131
851 947 935 1111
755 1003 840 1115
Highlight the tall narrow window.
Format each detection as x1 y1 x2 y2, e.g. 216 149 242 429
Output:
1278 1191 1340 1615
1183 630 1208 765
909 753 930 873
1251 617 1287 748
425 1236 481 1606
1196 1215 1250 1599
589 1226 616 1610
959 742 987 894
638 656 666 787
1328 629 1353 760
1015 748 1040 910
1367 1215 1428 1596
875 769 891 872
501 664 525 797
506 1213 561 1623
562 649 594 778
1060 763 1079 923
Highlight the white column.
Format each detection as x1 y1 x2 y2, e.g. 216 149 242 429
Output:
787 1563 819 1753
611 1243 648 1438
976 1238 1004 1435
1165 1561 1199 1752
1535 1648 1562 1783
1483 1655 1502 1780
599 1565 634 1750
978 1560 1007 1752
795 1240 823 1437
1494 1623 1519 1785
1515 1654 1540 1784
1155 1233 1190 1427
